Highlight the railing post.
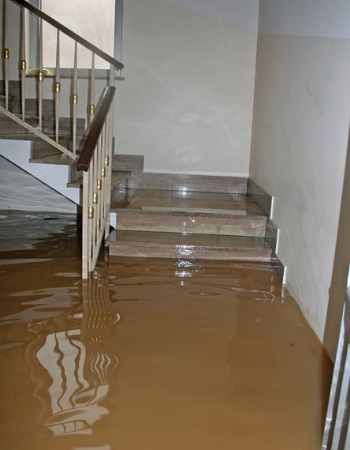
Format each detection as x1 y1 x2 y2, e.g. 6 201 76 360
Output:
88 53 95 127
38 16 43 132
55 30 61 142
104 64 115 240
72 41 78 154
20 6 26 121
3 0 10 110
82 170 90 279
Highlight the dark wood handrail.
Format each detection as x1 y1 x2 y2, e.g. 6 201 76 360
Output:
11 0 124 71
77 86 116 172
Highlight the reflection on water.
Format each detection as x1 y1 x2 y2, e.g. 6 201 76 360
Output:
0 211 333 450
35 282 119 437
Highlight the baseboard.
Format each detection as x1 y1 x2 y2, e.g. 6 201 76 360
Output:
247 178 272 217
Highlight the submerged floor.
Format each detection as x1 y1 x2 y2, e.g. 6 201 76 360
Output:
0 211 333 450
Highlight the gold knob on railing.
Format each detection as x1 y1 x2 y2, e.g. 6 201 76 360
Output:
55 82 61 93
93 192 98 204
101 167 106 178
72 94 78 104
88 207 94 219
105 156 110 166
20 60 26 71
3 48 10 59
90 104 95 115
38 71 43 82
97 179 102 190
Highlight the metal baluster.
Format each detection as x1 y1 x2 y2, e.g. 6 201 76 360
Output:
3 0 9 110
72 41 78 154
55 30 61 142
89 53 95 127
82 170 89 278
104 64 115 239
38 17 43 131
102 122 107 220
20 7 26 121
99 130 104 224
88 160 94 271
92 150 98 261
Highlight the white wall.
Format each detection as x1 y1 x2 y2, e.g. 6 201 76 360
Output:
115 0 259 175
250 0 350 353
0 153 77 213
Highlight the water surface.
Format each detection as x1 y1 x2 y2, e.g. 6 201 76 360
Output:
0 211 333 450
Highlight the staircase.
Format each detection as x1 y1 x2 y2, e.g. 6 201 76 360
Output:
106 167 278 267
0 0 124 277
0 0 282 277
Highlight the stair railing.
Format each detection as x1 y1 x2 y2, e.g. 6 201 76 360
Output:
77 86 115 278
1 0 123 159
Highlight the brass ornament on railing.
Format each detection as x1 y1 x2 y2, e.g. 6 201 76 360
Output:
93 192 98 204
38 71 43 82
72 94 78 104
20 60 26 71
97 179 102 191
105 156 109 166
55 82 61 93
3 48 10 60
90 104 95 115
89 207 94 219
101 167 106 178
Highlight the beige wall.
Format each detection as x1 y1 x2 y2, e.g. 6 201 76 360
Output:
115 0 258 175
250 0 350 356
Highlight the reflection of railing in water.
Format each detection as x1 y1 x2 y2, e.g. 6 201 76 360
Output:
28 280 119 437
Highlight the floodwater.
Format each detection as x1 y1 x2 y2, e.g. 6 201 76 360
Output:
0 211 333 450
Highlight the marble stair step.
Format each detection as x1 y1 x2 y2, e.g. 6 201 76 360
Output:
0 115 85 138
67 171 131 188
111 189 267 237
108 230 272 262
29 153 77 166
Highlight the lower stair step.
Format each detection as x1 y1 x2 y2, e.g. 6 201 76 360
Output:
111 189 267 237
108 230 272 262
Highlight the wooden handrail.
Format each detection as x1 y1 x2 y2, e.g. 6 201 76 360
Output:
77 86 116 172
11 0 124 71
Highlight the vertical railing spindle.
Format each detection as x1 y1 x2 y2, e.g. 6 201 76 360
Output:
20 6 26 121
89 53 95 127
82 170 89 279
72 41 78 153
38 17 43 131
55 30 61 142
104 64 115 238
3 0 9 110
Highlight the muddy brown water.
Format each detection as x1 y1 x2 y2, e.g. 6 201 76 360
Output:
0 211 333 450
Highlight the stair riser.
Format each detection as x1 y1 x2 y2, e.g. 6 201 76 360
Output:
11 99 54 117
32 137 73 159
109 244 271 262
116 213 266 237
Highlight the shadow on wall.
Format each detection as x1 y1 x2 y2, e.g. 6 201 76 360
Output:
323 123 350 361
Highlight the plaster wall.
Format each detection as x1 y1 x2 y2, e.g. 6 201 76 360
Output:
250 0 350 351
115 0 258 175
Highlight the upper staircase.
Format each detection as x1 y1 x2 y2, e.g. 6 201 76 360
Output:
0 0 124 277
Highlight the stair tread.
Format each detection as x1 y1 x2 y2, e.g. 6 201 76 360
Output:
111 189 266 218
108 230 271 252
67 171 131 187
29 154 76 165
